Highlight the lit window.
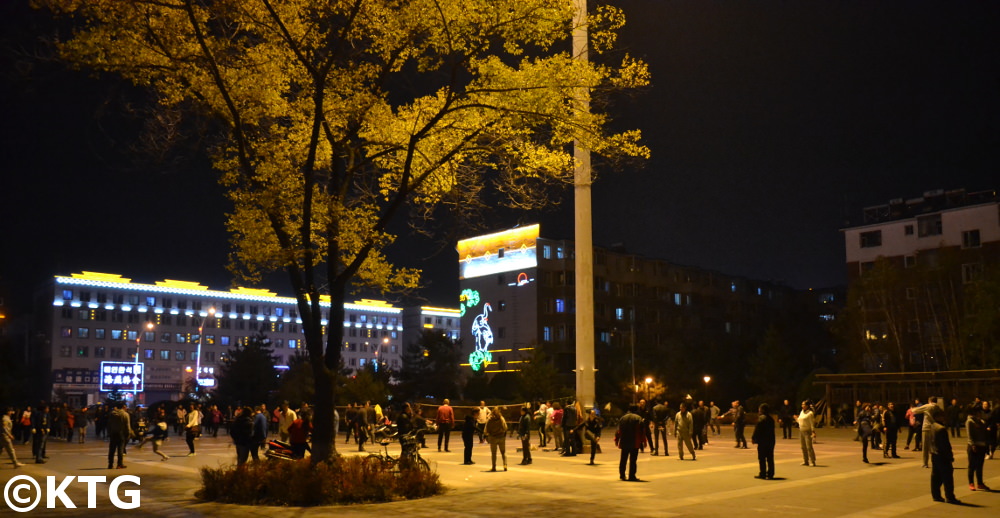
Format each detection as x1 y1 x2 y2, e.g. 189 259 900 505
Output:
555 299 565 313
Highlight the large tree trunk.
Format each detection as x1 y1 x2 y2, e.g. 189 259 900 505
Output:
310 362 337 462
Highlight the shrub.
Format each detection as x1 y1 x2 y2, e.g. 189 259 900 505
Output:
196 456 443 506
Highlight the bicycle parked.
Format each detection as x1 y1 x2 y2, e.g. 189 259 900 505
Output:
365 431 429 472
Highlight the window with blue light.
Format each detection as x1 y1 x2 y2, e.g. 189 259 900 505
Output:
555 299 565 313
543 326 552 341
615 307 624 320
146 296 156 306
731 282 737 293
62 289 73 300
674 294 682 306
543 246 551 259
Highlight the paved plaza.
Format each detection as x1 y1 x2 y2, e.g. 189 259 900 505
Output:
3 427 999 517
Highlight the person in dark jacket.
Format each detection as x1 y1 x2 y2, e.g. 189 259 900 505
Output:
752 403 776 479
585 409 603 465
561 401 578 456
652 399 670 456
517 406 532 465
31 402 50 464
230 407 256 466
930 411 960 504
966 405 990 491
882 401 900 458
778 400 795 439
106 402 132 469
616 404 645 481
462 409 478 465
855 404 875 463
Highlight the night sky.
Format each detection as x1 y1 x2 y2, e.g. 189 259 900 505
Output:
2 1 998 313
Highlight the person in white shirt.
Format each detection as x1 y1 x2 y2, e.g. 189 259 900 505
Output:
185 403 202 456
278 401 298 442
475 401 491 444
797 400 817 466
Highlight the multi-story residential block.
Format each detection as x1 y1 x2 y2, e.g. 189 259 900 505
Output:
841 188 1000 371
457 224 798 395
37 271 407 407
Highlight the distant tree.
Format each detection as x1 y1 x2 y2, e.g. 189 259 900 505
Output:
516 348 568 401
214 332 279 406
395 330 462 402
42 0 648 462
276 354 314 406
341 364 389 406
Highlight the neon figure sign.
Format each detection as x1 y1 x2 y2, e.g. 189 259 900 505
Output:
468 303 493 372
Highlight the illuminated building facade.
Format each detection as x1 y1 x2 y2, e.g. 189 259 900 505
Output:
38 272 407 407
457 225 799 394
401 306 462 350
842 188 1000 371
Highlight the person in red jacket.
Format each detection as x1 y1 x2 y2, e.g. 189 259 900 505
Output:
436 399 455 452
615 404 646 482
288 413 312 459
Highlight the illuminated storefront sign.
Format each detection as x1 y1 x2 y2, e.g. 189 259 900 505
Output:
457 224 538 279
100 362 143 392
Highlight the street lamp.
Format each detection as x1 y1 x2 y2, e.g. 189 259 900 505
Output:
703 375 711 402
132 322 154 405
644 376 653 401
194 307 216 396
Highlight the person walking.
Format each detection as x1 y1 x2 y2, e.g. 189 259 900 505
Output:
966 405 990 491
2 407 25 468
251 405 267 462
674 401 696 461
485 406 508 472
462 409 478 465
550 402 563 452
722 400 748 448
752 403 776 479
19 406 33 445
797 400 817 466
905 399 923 451
106 402 132 469
436 399 455 452
709 401 720 436
615 404 645 481
517 406 532 465
930 411 960 504
584 409 603 465
184 403 202 456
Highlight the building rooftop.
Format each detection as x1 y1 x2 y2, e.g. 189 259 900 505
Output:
860 188 998 225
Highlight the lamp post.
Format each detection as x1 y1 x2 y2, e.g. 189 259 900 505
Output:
703 375 712 402
194 307 216 397
645 376 653 401
132 322 154 406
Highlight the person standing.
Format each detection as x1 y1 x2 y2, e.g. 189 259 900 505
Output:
344 403 357 444
652 399 670 456
476 401 491 444
436 399 455 452
779 400 795 439
966 405 990 491
31 401 50 464
251 405 267 462
517 406 532 465
883 401 900 458
722 400 748 448
752 403 776 479
19 406 32 445
616 404 646 481
106 402 132 469
930 411 960 504
584 409 603 465
561 400 578 456
674 401 696 461
185 403 202 456
73 407 88 444
709 401 721 436
947 399 962 438
230 406 255 466
797 400 817 466
485 407 508 472
2 407 25 468
278 401 297 442
174 405 187 436
914 398 942 468
550 402 563 452
462 409 478 465
905 399 924 451
534 403 547 448
692 401 707 450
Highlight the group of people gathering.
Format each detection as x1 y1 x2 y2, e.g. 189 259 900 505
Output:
851 396 999 503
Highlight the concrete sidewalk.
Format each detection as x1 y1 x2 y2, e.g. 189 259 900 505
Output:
3 427 999 516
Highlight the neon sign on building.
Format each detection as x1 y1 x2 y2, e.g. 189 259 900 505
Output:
100 362 143 392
